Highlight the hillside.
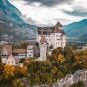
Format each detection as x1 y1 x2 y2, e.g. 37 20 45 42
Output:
0 0 37 41
64 19 87 43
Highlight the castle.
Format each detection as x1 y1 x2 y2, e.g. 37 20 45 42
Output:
37 22 66 60
1 22 66 65
37 22 66 49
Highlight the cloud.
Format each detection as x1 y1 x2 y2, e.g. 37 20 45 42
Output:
61 0 87 17
24 0 72 7
62 10 87 17
62 5 87 17
10 0 87 26
22 15 37 25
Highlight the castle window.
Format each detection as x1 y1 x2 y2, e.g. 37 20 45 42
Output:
38 30 41 34
43 31 47 34
29 55 32 57
28 49 32 50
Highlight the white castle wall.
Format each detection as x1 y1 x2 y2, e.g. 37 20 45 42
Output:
27 45 34 58
38 33 66 50
40 43 47 61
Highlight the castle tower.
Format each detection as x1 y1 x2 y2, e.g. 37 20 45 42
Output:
54 22 63 31
40 35 47 61
51 22 66 49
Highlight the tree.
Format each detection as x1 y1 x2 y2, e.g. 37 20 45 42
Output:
27 61 57 85
12 79 25 87
49 47 76 74
0 63 4 80
15 66 28 78
3 65 15 79
74 51 87 70
19 59 25 63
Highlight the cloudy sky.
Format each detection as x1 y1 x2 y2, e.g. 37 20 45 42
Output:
10 0 87 26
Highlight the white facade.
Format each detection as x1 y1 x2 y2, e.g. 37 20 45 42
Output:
6 55 16 65
1 45 12 64
27 45 34 58
1 47 8 55
1 56 7 64
37 22 66 50
51 33 66 49
1 47 8 63
37 33 66 49
62 35 66 48
38 34 52 48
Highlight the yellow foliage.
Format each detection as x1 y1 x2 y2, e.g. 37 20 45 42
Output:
57 54 65 64
75 52 87 67
15 66 28 77
3 64 28 79
4 64 15 79
12 79 25 87
20 66 28 76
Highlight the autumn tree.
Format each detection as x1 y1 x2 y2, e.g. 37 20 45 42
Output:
3 65 15 79
74 50 87 70
12 79 25 87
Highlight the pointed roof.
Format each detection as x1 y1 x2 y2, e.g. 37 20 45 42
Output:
40 36 47 43
38 22 65 34
8 54 15 60
54 22 64 33
6 54 16 65
56 22 63 27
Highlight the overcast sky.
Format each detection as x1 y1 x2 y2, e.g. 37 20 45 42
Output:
10 0 87 26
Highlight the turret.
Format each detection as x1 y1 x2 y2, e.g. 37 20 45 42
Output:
39 35 47 61
54 22 63 33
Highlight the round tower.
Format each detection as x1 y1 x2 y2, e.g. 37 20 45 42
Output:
40 35 47 61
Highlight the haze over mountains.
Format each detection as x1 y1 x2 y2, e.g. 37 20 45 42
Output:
0 0 37 42
64 19 87 43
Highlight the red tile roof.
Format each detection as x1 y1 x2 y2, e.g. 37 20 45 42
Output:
55 22 63 27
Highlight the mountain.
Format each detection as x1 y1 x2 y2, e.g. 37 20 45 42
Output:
0 0 37 41
64 19 87 43
0 0 24 24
